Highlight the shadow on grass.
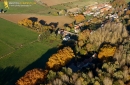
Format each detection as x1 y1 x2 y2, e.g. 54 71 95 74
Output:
14 47 58 84
0 66 20 85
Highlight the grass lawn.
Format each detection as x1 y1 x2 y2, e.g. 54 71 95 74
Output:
0 18 38 48
127 0 130 3
52 4 69 10
0 42 14 57
0 18 60 84
0 41 58 71
54 0 112 10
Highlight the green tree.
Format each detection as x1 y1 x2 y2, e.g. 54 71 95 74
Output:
47 70 56 81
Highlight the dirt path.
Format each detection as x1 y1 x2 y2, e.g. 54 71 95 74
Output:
0 14 74 28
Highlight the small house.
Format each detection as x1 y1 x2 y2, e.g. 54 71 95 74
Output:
74 25 81 33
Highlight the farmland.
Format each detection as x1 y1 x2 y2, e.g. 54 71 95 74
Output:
52 0 111 9
40 0 79 6
0 18 60 69
0 14 74 28
0 0 113 14
0 0 55 15
0 18 60 84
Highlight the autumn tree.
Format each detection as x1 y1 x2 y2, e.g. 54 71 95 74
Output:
75 29 95 55
76 29 91 55
126 10 130 15
89 22 128 50
16 69 48 85
18 18 56 33
33 21 42 31
18 18 33 28
78 29 90 42
76 22 128 56
45 63 130 85
45 68 83 85
98 44 116 59
74 14 85 23
111 0 127 8
46 47 74 70
91 17 102 24
86 43 97 52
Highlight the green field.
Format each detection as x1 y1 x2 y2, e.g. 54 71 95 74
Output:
0 42 14 57
0 18 60 84
0 0 129 15
0 18 38 48
0 0 57 15
45 0 113 12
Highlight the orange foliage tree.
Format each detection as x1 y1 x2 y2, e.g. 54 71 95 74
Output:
46 47 74 70
74 14 85 23
98 44 116 59
16 69 48 85
126 10 130 15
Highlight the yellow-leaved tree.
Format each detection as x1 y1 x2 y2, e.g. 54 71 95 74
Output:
98 44 116 59
18 18 33 28
46 47 74 70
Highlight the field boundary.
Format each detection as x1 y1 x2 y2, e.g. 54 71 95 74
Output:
0 14 74 28
0 39 15 50
0 39 38 60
